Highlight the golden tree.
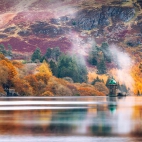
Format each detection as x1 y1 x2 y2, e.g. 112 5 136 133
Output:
0 60 17 80
35 61 52 84
13 77 33 96
94 82 109 95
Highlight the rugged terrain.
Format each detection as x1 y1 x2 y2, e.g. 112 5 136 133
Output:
0 0 142 93
0 0 141 57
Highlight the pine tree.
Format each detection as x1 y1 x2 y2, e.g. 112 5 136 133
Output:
54 47 61 61
97 59 106 74
31 48 42 62
45 48 52 58
88 45 98 66
8 44 12 56
91 76 102 85
57 54 88 83
49 60 58 76
105 77 112 87
101 42 112 63
0 44 7 55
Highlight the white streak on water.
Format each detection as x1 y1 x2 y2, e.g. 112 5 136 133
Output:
0 101 108 105
0 106 89 110
0 136 141 142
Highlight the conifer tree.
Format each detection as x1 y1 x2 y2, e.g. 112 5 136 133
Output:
97 59 106 74
31 47 42 62
49 60 58 76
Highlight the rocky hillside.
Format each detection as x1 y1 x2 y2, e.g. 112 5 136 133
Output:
0 0 141 57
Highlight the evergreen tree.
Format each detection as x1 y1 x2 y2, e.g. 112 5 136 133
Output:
106 77 111 86
117 82 121 90
31 47 42 62
97 59 106 74
91 76 102 85
54 47 61 61
120 84 127 93
101 42 112 63
0 44 7 55
58 54 88 83
8 44 12 56
45 47 61 61
46 48 52 58
49 60 58 76
76 57 88 83
88 45 98 66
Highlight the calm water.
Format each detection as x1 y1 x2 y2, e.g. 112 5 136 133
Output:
0 96 142 142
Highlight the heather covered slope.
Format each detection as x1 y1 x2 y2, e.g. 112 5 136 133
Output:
0 0 141 54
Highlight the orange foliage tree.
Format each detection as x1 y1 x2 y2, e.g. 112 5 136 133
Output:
94 82 109 95
0 60 17 80
0 65 9 85
25 74 48 96
76 83 105 96
131 63 142 95
13 77 33 96
12 60 24 69
46 77 73 96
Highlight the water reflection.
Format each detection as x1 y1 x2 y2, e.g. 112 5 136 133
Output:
0 96 142 139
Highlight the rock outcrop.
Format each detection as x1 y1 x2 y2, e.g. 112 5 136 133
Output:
74 6 135 30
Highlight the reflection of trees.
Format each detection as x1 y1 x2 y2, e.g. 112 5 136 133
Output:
0 109 87 135
131 104 142 136
49 109 87 134
90 97 117 135
90 112 112 135
0 110 52 135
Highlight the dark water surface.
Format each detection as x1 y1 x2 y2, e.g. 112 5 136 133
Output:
0 96 142 142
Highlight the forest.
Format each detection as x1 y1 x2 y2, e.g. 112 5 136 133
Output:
0 42 141 96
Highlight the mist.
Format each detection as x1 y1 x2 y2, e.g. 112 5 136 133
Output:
109 44 134 92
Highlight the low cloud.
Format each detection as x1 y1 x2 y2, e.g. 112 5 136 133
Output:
110 44 134 92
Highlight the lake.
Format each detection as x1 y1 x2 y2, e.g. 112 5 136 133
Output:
0 96 142 142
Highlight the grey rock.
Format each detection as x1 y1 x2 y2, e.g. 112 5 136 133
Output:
74 6 135 30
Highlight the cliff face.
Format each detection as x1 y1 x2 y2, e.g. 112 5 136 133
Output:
75 6 135 30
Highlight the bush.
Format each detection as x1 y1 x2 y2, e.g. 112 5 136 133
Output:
41 91 54 96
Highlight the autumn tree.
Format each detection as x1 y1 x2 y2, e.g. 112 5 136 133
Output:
46 77 73 96
13 78 33 96
76 83 105 96
94 82 109 95
25 75 38 90
35 61 52 84
0 60 17 80
41 91 54 96
0 58 17 88
0 66 9 85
